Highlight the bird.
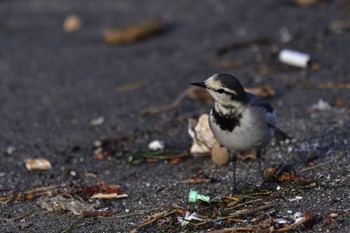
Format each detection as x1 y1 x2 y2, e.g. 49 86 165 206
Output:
191 73 289 191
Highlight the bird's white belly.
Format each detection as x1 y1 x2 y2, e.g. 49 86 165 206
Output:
209 108 274 152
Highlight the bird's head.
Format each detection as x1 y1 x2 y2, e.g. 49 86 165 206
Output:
191 73 247 106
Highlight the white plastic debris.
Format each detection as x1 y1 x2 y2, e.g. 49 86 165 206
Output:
188 114 217 156
25 159 52 171
279 49 311 68
148 140 165 151
275 218 289 224
90 116 104 126
177 212 204 226
310 99 331 111
289 196 303 202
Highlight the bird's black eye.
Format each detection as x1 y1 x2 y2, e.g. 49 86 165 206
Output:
217 89 225 94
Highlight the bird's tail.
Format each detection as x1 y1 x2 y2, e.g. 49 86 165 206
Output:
272 126 290 141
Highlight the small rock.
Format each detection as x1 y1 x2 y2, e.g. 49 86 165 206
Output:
90 117 104 126
63 15 81 32
211 142 230 165
5 146 16 155
148 140 165 151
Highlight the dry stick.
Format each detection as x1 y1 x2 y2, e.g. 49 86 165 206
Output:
229 204 274 217
300 152 345 173
136 209 179 229
7 211 33 222
193 216 244 227
206 226 259 233
116 80 146 93
276 217 308 232
113 209 156 219
225 199 263 211
23 185 57 194
140 91 187 116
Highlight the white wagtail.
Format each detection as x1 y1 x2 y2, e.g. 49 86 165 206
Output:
191 73 289 190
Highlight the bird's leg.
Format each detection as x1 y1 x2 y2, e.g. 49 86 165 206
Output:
230 152 238 193
256 149 265 180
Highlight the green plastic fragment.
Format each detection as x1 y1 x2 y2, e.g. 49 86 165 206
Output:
188 189 210 203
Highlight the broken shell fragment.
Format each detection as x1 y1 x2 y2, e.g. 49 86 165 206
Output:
211 142 230 165
188 114 216 156
25 159 52 171
148 140 165 151
279 49 311 68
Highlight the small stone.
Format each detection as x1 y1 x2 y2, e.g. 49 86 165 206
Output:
211 142 230 165
90 117 104 126
5 146 16 155
148 140 165 151
63 15 81 32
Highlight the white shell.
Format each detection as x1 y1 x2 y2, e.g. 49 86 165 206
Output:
148 140 165 151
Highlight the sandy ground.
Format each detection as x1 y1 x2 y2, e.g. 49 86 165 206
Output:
0 0 349 232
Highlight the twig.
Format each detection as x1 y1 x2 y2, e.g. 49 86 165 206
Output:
81 210 113 218
7 211 33 222
59 219 101 233
140 91 187 116
113 209 156 218
303 82 350 89
136 209 179 229
116 80 146 93
225 199 263 211
217 37 270 55
206 226 259 233
0 195 14 205
300 152 345 173
229 204 274 217
91 193 128 199
276 218 308 232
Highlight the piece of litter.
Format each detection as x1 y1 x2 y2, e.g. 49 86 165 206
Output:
5 146 16 155
289 196 303 202
279 49 311 68
177 211 204 226
188 190 210 203
38 195 94 216
310 99 331 111
91 193 128 199
25 159 52 171
63 15 81 32
104 19 165 45
188 114 217 156
148 140 165 151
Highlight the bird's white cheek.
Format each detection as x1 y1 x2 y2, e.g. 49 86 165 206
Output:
208 90 222 101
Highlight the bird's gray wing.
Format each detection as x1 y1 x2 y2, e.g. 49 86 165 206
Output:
247 93 274 113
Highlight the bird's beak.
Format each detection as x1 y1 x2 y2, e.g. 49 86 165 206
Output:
190 82 207 89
